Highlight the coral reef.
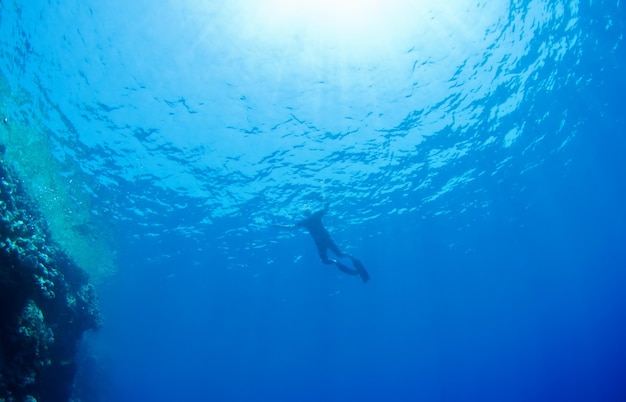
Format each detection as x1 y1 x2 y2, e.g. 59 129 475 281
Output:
0 148 101 401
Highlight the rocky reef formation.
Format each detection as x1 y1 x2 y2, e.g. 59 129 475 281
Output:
0 149 101 402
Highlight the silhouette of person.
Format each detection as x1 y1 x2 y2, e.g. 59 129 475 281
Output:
275 202 370 283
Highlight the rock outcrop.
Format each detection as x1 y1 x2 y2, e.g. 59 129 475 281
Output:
0 150 101 402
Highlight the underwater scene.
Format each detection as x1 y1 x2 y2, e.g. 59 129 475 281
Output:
0 0 625 401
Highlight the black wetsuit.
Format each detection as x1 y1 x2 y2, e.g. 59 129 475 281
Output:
295 204 345 265
295 204 370 283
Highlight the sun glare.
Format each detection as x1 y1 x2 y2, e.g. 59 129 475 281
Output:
247 0 425 57
272 0 384 39
232 0 506 77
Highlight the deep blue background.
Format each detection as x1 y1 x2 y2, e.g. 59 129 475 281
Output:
1 0 626 401
95 113 626 401
82 6 626 399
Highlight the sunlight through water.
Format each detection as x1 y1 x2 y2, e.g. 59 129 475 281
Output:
1 0 625 400
0 0 587 265
242 0 506 64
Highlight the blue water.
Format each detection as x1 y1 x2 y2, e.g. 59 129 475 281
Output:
1 0 625 401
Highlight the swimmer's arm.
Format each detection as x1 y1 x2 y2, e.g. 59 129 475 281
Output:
315 202 330 218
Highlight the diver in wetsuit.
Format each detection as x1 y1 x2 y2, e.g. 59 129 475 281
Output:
275 202 370 283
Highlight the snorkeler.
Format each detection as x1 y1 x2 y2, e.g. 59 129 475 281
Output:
274 202 370 283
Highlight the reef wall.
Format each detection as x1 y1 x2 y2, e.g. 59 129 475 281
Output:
0 148 100 402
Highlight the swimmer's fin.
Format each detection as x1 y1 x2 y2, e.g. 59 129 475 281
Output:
336 261 359 276
350 257 370 283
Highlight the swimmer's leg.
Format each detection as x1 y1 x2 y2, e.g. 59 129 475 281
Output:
335 261 359 276
328 241 348 258
318 246 335 265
